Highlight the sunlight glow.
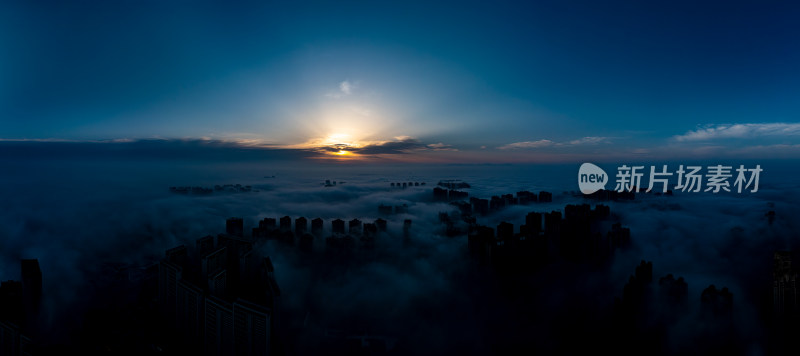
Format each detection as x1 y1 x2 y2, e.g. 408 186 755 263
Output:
325 133 354 146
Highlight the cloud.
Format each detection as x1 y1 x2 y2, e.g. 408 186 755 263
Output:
497 140 555 150
1 153 798 352
567 136 611 145
0 138 466 165
326 80 356 98
345 138 426 155
339 80 353 95
0 138 318 162
313 138 457 156
498 137 611 150
426 143 457 151
674 123 800 142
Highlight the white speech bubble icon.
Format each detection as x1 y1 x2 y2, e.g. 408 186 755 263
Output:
578 163 608 194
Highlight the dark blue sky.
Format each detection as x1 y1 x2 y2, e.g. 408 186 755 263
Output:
2 0 799 162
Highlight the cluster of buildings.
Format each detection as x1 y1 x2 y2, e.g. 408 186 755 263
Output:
582 188 637 201
433 188 553 215
0 259 41 356
700 285 734 317
215 184 254 192
249 216 412 252
323 180 339 187
463 203 626 269
432 187 468 201
389 181 425 188
581 187 677 201
170 186 214 194
436 180 471 189
169 184 255 195
611 260 735 354
377 204 408 215
158 226 280 355
622 261 731 317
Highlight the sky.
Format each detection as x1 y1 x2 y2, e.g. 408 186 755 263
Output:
2 0 799 162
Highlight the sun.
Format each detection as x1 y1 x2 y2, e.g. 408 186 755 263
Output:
291 130 375 160
321 147 358 160
316 133 362 159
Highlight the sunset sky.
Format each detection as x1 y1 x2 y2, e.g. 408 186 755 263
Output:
3 3 800 352
2 1 799 162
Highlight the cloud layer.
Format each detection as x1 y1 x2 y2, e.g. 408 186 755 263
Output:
315 138 457 156
674 123 800 142
498 136 611 150
0 153 798 353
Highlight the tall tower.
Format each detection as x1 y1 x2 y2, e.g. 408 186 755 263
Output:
774 251 798 316
227 217 244 237
20 259 42 319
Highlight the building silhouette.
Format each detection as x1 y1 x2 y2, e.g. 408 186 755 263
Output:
468 225 495 263
197 235 216 256
295 217 307 236
378 204 392 215
489 196 504 211
403 219 412 239
701 285 733 317
433 187 448 201
394 204 409 214
437 180 470 189
348 219 362 236
525 212 542 237
226 217 244 237
260 218 276 231
607 223 631 250
378 205 393 215
496 222 514 243
332 219 345 235
158 229 280 356
375 218 387 232
448 190 469 200
774 251 799 316
538 191 552 202
516 191 537 204
0 259 39 356
659 274 688 307
470 197 489 216
311 218 324 237
20 260 41 324
544 211 562 235
363 223 377 238
279 216 291 232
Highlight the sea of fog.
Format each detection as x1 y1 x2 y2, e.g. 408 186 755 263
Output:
1 156 799 353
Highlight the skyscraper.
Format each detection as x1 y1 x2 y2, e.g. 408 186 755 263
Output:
227 217 244 237
774 251 798 316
